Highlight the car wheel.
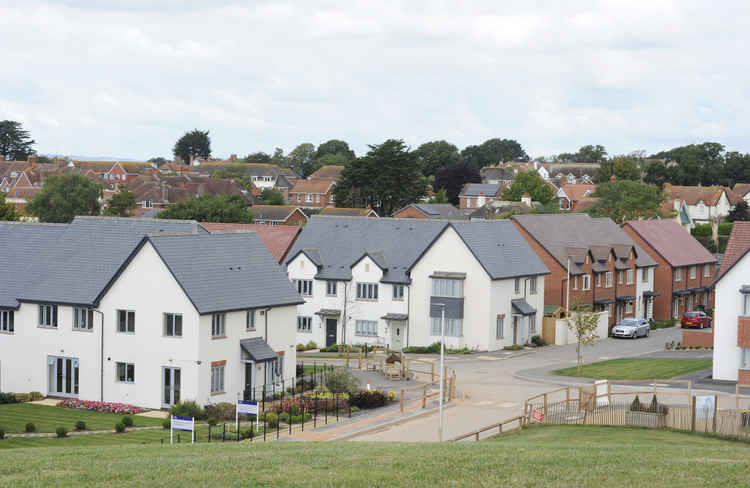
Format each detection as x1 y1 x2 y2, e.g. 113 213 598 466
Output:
632 332 637 339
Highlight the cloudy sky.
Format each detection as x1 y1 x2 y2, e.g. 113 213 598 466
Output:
2 0 750 160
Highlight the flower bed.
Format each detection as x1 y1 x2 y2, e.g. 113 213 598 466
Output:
57 399 144 415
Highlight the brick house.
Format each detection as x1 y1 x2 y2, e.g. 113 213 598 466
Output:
200 223 302 263
458 183 503 210
70 161 156 183
391 203 467 220
622 219 717 321
319 207 379 218
289 179 336 208
511 214 657 326
308 165 344 181
251 205 308 226
556 184 597 211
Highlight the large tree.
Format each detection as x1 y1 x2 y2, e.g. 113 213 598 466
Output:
414 140 462 177
501 170 555 205
649 142 726 186
433 161 481 205
556 144 608 163
461 138 529 170
148 157 169 167
157 195 253 223
587 180 666 223
106 186 137 217
261 188 285 205
0 120 36 161
595 155 641 183
26 173 102 223
244 152 272 163
314 139 356 162
173 129 211 164
333 139 426 215
0 192 18 221
287 143 317 178
728 200 750 222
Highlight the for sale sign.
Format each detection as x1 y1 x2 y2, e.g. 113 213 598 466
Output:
532 409 545 422
237 400 258 415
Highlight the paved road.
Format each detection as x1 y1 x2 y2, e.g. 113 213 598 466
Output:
351 326 726 442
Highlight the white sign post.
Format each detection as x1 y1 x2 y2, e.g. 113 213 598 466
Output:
237 400 259 433
170 415 195 444
695 395 716 419
595 379 609 407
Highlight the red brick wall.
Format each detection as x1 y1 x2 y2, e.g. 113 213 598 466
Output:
392 206 428 219
738 317 750 347
289 191 334 208
623 225 673 321
284 209 308 227
739 369 750 386
682 328 714 348
512 220 566 307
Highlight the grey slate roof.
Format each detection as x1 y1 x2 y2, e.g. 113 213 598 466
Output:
409 204 468 220
511 299 536 316
511 214 657 269
286 216 549 284
460 183 502 197
240 337 278 362
149 232 303 314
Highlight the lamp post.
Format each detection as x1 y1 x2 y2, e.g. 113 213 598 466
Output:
434 302 446 442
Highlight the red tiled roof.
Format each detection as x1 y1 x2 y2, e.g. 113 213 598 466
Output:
716 221 750 283
319 207 378 217
5 186 42 199
561 184 596 202
623 219 716 267
309 165 344 180
734 183 750 198
665 184 726 206
290 178 335 194
200 223 301 263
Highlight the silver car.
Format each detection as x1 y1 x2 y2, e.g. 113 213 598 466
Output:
612 318 650 339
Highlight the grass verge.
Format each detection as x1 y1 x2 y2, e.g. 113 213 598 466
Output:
0 403 163 434
553 358 712 380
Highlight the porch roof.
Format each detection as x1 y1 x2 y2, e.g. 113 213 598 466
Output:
511 299 536 316
382 313 409 321
240 337 278 363
315 309 341 317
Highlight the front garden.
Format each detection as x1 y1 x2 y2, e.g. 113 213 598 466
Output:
553 358 712 380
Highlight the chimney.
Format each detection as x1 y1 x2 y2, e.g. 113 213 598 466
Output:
521 192 532 207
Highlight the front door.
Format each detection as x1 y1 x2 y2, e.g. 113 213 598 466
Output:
390 322 404 352
163 367 181 408
244 362 253 401
325 318 337 348
512 316 520 345
48 356 79 397
673 298 680 319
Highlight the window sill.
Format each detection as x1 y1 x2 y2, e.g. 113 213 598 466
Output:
38 325 58 330
246 328 256 332
211 391 225 396
325 294 337 298
392 298 404 302
355 335 378 338
116 381 135 385
162 335 183 339
0 330 14 335
356 299 379 302
297 330 312 334
117 331 135 335
212 335 227 340
73 328 94 333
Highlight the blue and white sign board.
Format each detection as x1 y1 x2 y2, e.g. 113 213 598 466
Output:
237 400 259 415
695 395 716 419
170 415 195 444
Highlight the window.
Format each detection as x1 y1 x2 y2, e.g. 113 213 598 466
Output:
296 194 301 202
116 362 135 383
626 269 634 285
675 268 682 282
432 278 463 298
211 364 225 394
582 275 591 291
618 271 624 285
605 272 612 288
393 285 405 300
246 310 255 330
297 316 312 333
295 279 313 297
690 266 697 280
164 313 182 337
39 304 58 327
357 283 379 300
702 293 707 306
741 348 750 370
329 193 335 203
211 314 226 337
315 194 320 203
0 310 13 333
573 276 578 290
514 278 520 294
596 273 601 288
529 276 537 295
117 310 135 333
355 320 378 337
326 281 337 296
704 264 711 277
626 301 633 314
642 268 649 283
529 315 536 335
744 294 750 316
430 317 463 337
73 307 94 330
305 194 312 202
496 316 504 339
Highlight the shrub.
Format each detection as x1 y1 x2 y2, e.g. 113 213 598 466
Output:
403 342 441 354
531 335 547 347
691 223 712 238
388 391 397 402
0 427 4 440
204 402 235 421
162 419 171 429
265 412 278 428
29 391 44 402
169 400 205 420
25 422 36 433
306 341 317 350
241 428 254 439
318 345 342 353
718 222 734 236
503 345 523 351
279 411 290 424
74 421 87 431
325 368 361 395
350 390 389 409
121 415 134 428
630 395 642 411
207 418 218 427
296 344 306 352
114 423 126 433
55 426 68 438
351 406 360 414
57 398 143 415
0 393 18 404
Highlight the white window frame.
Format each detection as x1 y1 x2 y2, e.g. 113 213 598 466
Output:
305 194 312 202
73 307 94 331
117 309 135 333
164 313 183 337
605 272 613 288
432 278 463 298
618 271 624 285
582 275 591 291
357 282 379 300
626 301 633 314
741 348 750 370
642 268 649 283
431 317 463 337
743 294 750 316
690 266 697 280
675 268 682 282
514 278 520 294
626 269 634 285
297 316 312 333
246 310 255 330
0 310 14 333
116 362 135 383
496 316 504 339
211 364 225 394
393 285 405 300
326 281 337 297
704 264 711 278
295 279 313 297
529 276 538 295
39 304 58 328
573 276 578 290
529 314 536 335
211 313 226 337
355 320 378 337
596 273 602 288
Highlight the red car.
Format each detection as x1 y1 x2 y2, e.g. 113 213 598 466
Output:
681 311 712 329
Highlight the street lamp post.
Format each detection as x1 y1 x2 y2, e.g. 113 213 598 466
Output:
436 303 446 442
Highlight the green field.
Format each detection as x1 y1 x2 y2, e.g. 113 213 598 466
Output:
554 358 712 380
0 425 749 487
0 403 163 434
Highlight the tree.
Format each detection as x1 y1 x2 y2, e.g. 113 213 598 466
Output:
595 155 641 183
314 152 350 169
587 180 666 224
501 170 555 205
333 139 426 215
555 145 607 163
148 157 169 167
261 188 285 205
650 142 725 186
173 129 211 164
413 140 462 177
427 188 449 204
287 143 317 178
461 138 528 170
270 148 287 166
26 173 102 223
157 195 253 223
728 200 750 222
106 186 137 217
0 120 35 160
433 161 481 205
565 304 601 372
0 192 18 221
314 140 355 162
244 152 271 163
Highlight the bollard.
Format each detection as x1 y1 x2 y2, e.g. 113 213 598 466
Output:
431 362 435 383
400 389 405 413
423 384 427 408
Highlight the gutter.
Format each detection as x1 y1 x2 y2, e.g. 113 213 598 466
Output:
93 310 105 402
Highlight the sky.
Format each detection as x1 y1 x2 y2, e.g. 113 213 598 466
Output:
2 0 750 161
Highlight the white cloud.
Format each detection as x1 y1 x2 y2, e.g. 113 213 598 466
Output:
1 0 749 159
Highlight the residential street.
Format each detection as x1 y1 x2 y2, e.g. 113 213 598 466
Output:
348 326 731 442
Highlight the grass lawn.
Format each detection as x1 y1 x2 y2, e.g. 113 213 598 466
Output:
553 358 712 380
0 403 163 434
0 425 749 487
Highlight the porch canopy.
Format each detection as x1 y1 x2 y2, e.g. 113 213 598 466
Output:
382 313 408 321
643 290 660 297
616 295 635 302
315 309 341 317
511 299 536 316
594 298 615 305
672 289 692 296
240 337 278 363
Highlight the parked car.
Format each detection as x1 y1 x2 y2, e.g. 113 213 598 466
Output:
681 311 712 329
612 318 650 339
